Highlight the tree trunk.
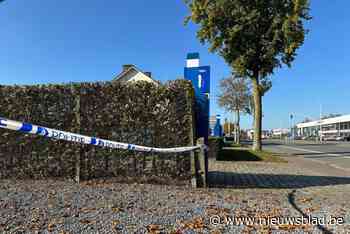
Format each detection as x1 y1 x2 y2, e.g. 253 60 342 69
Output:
236 110 240 145
252 77 262 151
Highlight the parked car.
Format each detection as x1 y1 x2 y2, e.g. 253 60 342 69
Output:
323 136 348 141
323 136 337 141
335 136 345 141
346 136 350 142
302 136 316 141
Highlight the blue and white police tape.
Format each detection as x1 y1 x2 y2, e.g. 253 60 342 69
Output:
0 117 203 153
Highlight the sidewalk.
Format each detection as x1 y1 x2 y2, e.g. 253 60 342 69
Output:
208 157 350 233
208 155 350 188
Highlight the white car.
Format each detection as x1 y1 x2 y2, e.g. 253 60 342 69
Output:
323 136 336 141
335 136 345 141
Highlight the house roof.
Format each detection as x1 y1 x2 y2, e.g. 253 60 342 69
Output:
112 65 159 84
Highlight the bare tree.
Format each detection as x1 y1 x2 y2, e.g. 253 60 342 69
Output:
218 75 251 144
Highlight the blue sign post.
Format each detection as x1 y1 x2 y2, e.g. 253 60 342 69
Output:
214 115 223 137
184 53 210 144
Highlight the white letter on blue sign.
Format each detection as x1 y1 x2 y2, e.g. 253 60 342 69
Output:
0 118 6 127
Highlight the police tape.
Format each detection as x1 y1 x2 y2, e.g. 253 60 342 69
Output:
0 117 203 153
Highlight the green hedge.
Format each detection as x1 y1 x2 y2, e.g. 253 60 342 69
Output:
0 80 195 184
208 137 224 159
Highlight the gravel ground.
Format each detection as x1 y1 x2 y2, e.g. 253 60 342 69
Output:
1 158 350 233
1 179 349 234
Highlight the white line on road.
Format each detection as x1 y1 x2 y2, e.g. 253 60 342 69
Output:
277 145 349 158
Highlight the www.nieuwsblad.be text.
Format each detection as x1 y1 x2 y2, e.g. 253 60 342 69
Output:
210 215 345 227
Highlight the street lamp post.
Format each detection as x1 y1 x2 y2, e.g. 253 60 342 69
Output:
288 114 294 144
319 104 323 144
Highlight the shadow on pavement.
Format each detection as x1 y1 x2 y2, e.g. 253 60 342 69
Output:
217 149 262 161
208 171 350 189
288 190 333 234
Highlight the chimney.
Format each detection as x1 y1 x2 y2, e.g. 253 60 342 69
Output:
122 64 133 71
144 72 152 78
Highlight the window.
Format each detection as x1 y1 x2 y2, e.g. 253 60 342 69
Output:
340 122 350 130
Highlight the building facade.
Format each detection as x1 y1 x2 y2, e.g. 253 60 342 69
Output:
247 129 270 140
271 128 290 138
296 114 350 138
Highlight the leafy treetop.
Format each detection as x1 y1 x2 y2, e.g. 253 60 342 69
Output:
185 0 311 84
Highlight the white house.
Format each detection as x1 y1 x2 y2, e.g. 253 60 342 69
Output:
113 64 159 85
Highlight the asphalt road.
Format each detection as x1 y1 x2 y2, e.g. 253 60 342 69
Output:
262 139 350 172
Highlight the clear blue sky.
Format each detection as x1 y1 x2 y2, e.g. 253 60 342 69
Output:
1 1 349 129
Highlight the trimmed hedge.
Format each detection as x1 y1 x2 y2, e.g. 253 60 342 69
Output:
0 80 195 185
208 137 224 159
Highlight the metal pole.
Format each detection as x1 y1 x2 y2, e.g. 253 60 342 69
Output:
280 120 283 141
320 104 323 144
291 115 294 144
290 114 293 144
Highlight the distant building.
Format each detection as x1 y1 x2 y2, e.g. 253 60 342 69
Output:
296 114 350 138
247 129 270 140
113 64 159 85
223 119 235 136
272 128 290 137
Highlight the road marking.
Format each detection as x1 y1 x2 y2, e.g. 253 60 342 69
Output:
277 145 348 158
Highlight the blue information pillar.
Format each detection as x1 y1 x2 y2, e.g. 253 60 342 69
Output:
184 53 210 144
214 115 223 137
